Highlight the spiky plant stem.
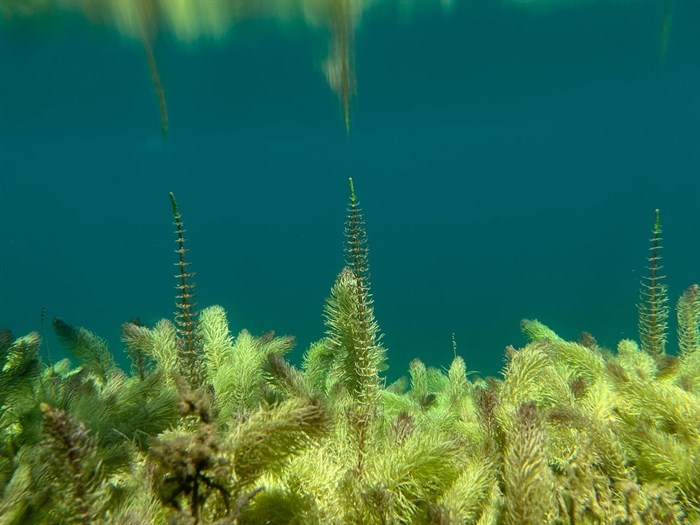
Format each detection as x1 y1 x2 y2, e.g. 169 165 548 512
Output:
342 178 384 472
169 192 203 389
677 284 700 357
638 209 669 357
503 402 554 525
344 178 378 383
40 403 103 525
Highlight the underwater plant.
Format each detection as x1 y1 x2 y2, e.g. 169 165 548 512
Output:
638 209 669 358
324 178 386 472
677 284 700 359
1 186 699 523
169 192 204 391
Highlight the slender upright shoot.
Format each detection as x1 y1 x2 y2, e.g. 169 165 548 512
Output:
638 209 669 357
339 178 385 471
343 178 383 404
677 284 700 358
169 192 202 388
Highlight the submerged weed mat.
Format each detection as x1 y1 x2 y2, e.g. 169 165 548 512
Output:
1 189 698 524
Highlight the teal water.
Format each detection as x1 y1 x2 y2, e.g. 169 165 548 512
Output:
0 0 698 379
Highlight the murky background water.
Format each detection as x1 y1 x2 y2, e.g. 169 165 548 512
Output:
1 0 698 378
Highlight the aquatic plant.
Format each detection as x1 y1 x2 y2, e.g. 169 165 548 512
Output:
322 178 386 473
169 192 204 391
638 208 669 357
39 403 107 525
1 190 699 524
677 283 700 358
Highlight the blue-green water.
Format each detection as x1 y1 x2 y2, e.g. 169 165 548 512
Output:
1 0 698 379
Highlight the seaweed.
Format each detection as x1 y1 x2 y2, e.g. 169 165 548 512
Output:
1 191 699 524
638 209 669 357
39 403 108 525
677 284 700 358
170 192 205 391
316 178 387 474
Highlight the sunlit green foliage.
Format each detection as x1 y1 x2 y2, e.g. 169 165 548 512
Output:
677 283 700 358
2 317 699 524
1 196 699 524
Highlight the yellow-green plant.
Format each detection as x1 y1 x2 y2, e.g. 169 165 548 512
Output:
39 403 108 525
677 283 700 358
503 401 555 525
3 195 700 525
316 178 387 474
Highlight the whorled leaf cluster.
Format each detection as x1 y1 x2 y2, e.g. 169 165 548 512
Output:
0 190 699 524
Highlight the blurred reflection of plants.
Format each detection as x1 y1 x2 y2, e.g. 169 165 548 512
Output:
0 0 454 134
1 0 676 134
